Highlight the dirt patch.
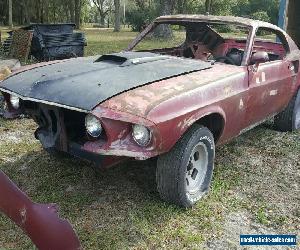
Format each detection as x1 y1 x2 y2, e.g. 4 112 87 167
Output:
0 130 34 144
204 124 300 249
205 211 291 250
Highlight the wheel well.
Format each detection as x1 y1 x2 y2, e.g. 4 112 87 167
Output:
195 113 225 142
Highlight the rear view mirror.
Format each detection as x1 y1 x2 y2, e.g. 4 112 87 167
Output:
251 51 269 65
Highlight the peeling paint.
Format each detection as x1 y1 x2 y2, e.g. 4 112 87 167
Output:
20 207 27 224
239 99 244 110
270 89 278 96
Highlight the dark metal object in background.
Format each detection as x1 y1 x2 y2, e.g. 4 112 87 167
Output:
22 23 86 61
0 170 82 249
9 29 33 63
2 32 13 54
2 24 86 62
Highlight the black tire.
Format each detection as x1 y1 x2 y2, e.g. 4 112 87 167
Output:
156 124 215 208
274 89 300 132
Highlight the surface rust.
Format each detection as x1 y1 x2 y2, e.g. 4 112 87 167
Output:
1 15 300 166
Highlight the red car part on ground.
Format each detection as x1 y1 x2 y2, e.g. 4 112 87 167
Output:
0 170 81 250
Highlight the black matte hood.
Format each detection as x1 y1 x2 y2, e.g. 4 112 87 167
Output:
0 51 212 111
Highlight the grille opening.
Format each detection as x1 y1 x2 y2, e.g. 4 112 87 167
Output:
49 110 57 133
23 101 107 144
63 110 107 142
23 101 37 110
63 109 86 141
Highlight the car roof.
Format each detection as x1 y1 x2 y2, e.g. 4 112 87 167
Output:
155 15 281 30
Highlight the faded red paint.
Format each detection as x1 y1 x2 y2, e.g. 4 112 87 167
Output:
82 16 300 161
2 15 300 167
0 171 81 249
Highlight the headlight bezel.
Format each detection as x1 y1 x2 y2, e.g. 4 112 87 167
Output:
132 124 152 147
85 114 103 138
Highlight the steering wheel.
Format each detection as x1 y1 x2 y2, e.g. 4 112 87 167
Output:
215 56 237 65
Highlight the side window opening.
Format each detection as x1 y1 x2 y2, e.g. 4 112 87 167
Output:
253 27 290 63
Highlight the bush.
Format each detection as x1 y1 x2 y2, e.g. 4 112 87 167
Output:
251 11 271 22
127 9 148 32
127 7 157 32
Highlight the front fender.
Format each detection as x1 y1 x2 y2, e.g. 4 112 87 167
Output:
153 105 226 154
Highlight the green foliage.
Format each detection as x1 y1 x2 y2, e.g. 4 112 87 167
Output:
231 0 279 24
251 11 271 22
126 3 158 32
0 0 281 28
209 0 238 16
127 9 152 32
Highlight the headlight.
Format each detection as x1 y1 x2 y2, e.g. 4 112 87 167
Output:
132 124 151 146
10 95 20 109
85 114 102 138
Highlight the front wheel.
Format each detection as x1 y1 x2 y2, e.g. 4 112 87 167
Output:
156 125 215 208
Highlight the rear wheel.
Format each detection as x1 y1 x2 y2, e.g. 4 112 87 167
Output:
274 89 300 131
156 125 215 208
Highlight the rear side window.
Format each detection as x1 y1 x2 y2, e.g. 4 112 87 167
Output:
253 27 290 61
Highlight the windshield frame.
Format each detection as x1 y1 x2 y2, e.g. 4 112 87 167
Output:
126 20 253 66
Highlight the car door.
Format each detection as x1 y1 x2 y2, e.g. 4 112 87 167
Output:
245 28 297 128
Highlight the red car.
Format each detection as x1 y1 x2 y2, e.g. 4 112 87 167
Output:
1 15 300 207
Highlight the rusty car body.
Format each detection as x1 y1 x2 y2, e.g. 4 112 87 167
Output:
1 15 300 207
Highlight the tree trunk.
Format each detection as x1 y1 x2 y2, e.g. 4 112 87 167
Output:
23 0 31 24
205 0 212 14
154 0 174 38
40 0 44 23
8 0 12 28
100 15 105 27
114 0 121 32
44 0 49 23
69 1 75 23
75 0 81 29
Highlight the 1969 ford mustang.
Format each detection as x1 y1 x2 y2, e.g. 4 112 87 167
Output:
1 15 300 207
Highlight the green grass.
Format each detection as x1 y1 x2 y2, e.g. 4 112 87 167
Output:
0 119 235 249
0 29 299 249
83 28 138 56
83 28 186 56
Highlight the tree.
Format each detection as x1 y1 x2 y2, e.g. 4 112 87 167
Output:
153 0 176 38
160 0 176 16
177 0 189 14
205 0 212 14
92 0 113 27
8 0 12 28
21 0 31 24
68 1 75 23
75 0 81 29
114 0 121 31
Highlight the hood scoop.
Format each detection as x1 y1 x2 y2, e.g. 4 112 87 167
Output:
95 51 170 66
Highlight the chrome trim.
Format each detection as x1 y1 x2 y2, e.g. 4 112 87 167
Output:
0 88 89 113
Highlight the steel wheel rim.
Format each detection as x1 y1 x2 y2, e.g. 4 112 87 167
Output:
185 142 208 194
